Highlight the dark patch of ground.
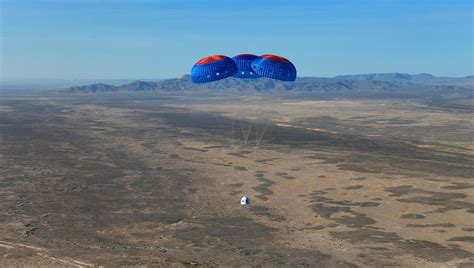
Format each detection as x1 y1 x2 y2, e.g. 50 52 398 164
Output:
406 223 456 228
385 185 473 213
400 214 425 219
310 190 473 263
252 173 275 201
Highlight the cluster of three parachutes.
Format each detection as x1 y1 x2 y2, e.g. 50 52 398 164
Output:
191 54 297 84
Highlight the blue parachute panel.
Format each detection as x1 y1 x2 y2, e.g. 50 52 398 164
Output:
232 54 260 78
191 55 238 83
251 54 297 81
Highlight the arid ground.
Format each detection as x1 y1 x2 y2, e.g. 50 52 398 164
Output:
0 93 473 267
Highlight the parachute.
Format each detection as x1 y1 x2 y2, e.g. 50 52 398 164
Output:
191 55 238 83
232 54 260 78
251 54 297 81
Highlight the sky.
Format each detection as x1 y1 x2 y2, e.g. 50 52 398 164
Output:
0 0 473 80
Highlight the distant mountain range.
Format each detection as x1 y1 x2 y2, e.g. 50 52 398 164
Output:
334 73 473 85
0 79 159 92
67 73 473 94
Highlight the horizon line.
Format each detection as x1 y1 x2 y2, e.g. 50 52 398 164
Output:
2 72 474 83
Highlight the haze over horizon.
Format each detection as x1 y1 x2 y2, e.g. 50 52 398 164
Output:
1 0 473 81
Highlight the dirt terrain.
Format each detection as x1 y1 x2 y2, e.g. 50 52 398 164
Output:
0 93 473 267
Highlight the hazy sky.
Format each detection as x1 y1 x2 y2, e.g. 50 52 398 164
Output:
1 0 473 80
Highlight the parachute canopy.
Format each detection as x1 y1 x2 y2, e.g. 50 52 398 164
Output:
250 54 297 81
191 55 238 83
232 54 260 78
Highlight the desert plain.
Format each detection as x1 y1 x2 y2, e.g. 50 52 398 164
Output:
0 92 473 267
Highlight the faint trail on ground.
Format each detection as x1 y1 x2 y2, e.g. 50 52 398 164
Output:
0 241 95 267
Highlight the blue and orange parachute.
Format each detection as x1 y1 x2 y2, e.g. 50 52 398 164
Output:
251 54 296 81
232 54 260 79
191 55 238 83
191 54 296 83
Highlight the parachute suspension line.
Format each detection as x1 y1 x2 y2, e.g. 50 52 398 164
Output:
231 116 236 147
232 109 271 202
241 118 253 195
230 95 252 198
255 121 270 147
231 105 239 148
239 118 253 151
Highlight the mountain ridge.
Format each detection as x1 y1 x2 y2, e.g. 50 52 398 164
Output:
67 73 473 93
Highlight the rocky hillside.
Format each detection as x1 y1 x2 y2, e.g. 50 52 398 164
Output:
67 73 473 94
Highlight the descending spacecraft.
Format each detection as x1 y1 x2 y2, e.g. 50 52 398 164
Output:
190 54 297 206
191 54 297 83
